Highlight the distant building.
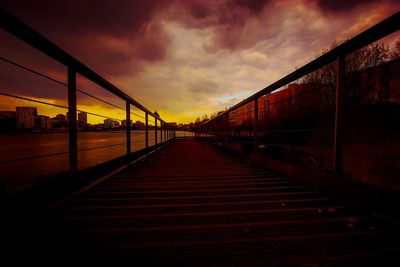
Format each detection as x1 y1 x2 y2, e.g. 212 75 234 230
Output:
0 111 16 119
78 112 88 127
16 107 37 128
134 120 145 130
167 122 177 129
121 119 133 128
104 119 119 129
35 115 52 129
94 123 104 131
51 114 68 129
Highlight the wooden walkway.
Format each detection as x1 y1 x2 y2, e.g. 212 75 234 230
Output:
34 139 400 266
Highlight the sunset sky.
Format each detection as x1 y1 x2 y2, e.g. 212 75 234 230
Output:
0 0 399 124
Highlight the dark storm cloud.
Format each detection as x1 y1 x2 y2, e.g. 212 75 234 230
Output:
316 0 397 13
0 0 165 36
0 0 172 66
173 0 273 51
0 0 176 106
233 0 271 14
185 1 213 19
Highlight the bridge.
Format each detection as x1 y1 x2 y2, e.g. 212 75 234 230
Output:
1 7 400 266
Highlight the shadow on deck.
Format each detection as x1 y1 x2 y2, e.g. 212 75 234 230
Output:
5 139 400 266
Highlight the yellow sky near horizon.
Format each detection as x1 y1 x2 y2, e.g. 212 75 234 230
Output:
0 94 190 124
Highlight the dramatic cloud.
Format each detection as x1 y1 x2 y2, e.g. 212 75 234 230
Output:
0 0 399 123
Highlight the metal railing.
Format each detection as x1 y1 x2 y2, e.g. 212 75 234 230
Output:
0 7 176 176
196 11 400 176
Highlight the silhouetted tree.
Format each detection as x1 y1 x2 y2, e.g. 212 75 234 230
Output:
210 112 218 119
303 41 389 86
303 40 391 106
390 39 400 60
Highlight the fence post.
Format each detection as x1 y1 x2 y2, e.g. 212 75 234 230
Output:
145 112 149 148
254 98 259 152
160 121 163 143
68 67 78 173
334 55 346 176
225 113 229 145
164 123 167 141
126 101 131 155
155 117 158 145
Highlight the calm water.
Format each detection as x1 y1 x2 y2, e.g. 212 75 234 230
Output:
0 130 193 194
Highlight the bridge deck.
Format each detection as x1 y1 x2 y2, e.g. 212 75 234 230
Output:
35 139 400 265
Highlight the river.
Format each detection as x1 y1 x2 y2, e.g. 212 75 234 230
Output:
0 130 193 194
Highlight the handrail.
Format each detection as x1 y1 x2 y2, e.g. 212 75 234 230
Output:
203 11 400 124
0 6 176 177
198 11 400 176
0 6 161 121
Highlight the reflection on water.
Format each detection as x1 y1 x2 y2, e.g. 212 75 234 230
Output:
0 130 184 194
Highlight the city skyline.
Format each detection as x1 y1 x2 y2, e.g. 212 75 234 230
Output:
1 1 399 123
0 105 162 131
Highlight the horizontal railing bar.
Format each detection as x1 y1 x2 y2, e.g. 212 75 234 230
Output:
0 6 164 123
0 55 67 86
76 91 125 112
0 137 175 165
259 143 333 153
0 91 68 110
130 112 146 120
0 55 128 112
0 139 160 164
202 11 400 125
0 94 122 127
0 151 69 164
132 140 146 144
231 128 333 133
78 143 126 152
0 92 124 121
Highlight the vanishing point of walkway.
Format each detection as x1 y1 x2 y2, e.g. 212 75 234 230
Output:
35 139 400 266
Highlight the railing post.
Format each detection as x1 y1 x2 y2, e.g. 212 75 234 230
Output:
145 113 149 148
225 113 229 145
334 55 346 176
155 118 158 145
160 121 163 143
164 123 167 141
126 101 131 155
254 98 259 152
68 67 78 173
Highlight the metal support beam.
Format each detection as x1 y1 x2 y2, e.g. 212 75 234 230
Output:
68 67 78 173
254 98 259 152
334 55 346 176
126 101 131 154
160 122 163 143
145 113 149 148
155 118 158 145
225 113 229 144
